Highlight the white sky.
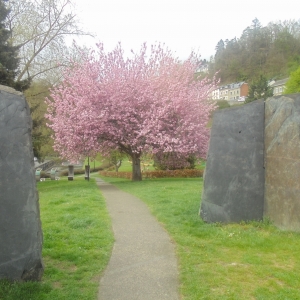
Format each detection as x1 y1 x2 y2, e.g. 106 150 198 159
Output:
71 0 300 60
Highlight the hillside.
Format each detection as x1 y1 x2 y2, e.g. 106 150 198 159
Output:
208 18 300 84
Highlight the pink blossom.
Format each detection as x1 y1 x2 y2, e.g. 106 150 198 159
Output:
46 42 217 180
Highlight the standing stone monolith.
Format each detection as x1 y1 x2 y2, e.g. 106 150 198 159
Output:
264 94 300 231
68 165 74 180
0 85 44 281
200 100 265 223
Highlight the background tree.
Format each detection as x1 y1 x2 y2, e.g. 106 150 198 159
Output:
46 43 216 181
245 75 273 103
24 81 56 161
209 19 300 84
25 45 92 161
6 0 91 86
5 0 91 160
0 0 28 90
284 66 300 94
104 150 126 172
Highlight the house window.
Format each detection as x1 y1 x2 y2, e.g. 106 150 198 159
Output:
275 88 278 94
279 87 282 92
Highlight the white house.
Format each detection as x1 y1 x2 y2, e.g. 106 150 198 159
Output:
269 78 289 96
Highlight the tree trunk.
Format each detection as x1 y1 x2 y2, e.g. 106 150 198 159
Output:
131 154 142 181
115 160 122 172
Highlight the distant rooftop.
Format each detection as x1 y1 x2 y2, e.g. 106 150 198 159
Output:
219 81 246 90
270 78 289 87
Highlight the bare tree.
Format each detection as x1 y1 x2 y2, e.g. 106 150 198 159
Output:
6 0 92 85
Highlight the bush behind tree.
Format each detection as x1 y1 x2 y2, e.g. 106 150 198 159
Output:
153 152 197 170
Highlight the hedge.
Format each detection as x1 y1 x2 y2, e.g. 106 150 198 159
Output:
99 169 203 179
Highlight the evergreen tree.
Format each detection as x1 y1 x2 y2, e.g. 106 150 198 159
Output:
215 39 225 57
0 0 29 91
209 19 300 84
245 75 273 103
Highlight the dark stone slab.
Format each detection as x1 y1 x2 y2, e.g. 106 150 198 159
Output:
200 100 265 223
0 86 44 281
68 165 74 181
264 94 300 231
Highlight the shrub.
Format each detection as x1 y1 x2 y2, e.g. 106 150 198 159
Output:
40 171 51 178
99 169 203 179
143 169 203 178
153 152 197 170
216 100 231 109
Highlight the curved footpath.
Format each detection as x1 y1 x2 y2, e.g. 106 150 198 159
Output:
96 178 179 300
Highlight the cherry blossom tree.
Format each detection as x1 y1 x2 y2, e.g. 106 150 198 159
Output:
46 43 216 181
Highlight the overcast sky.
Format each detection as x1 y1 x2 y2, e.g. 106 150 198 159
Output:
71 0 300 60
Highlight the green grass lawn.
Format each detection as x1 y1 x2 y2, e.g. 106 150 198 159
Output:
83 156 155 172
117 159 155 172
83 155 204 172
100 176 300 300
2 176 300 299
0 178 113 300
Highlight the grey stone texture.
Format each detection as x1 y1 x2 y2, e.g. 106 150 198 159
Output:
264 94 300 231
84 165 90 180
0 85 44 281
200 100 265 223
68 165 74 181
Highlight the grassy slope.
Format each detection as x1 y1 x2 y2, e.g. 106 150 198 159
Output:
0 178 113 300
101 177 300 300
